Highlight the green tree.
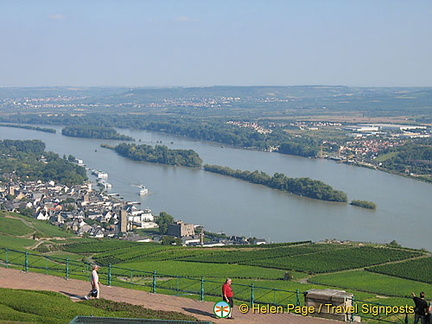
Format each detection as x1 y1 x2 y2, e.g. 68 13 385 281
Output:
161 236 182 245
156 212 174 235
19 207 34 217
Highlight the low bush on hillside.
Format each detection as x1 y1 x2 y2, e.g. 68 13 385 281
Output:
87 299 197 321
0 288 197 323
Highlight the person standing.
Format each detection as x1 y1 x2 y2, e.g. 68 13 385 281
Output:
411 291 429 324
85 265 100 300
222 278 234 319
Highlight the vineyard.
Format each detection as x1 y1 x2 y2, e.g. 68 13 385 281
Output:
1 207 431 324
92 245 207 266
366 257 432 284
309 270 432 298
62 241 319 266
240 246 422 273
119 260 286 279
58 240 424 276
2 231 431 324
62 240 140 254
180 243 344 264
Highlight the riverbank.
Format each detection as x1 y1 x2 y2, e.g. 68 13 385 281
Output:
1 125 431 250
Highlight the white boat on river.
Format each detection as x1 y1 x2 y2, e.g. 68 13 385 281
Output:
139 186 149 196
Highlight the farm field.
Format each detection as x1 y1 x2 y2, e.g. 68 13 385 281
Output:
1 212 431 323
120 260 287 279
309 270 432 298
241 246 421 273
366 257 432 284
179 243 342 264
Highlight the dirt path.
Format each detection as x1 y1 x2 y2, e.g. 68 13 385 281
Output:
0 267 342 324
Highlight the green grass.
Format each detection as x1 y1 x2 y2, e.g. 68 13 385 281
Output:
13 215 73 238
309 270 432 298
29 222 73 238
0 236 34 251
39 251 86 262
0 288 197 323
375 151 398 162
0 213 73 239
0 217 34 236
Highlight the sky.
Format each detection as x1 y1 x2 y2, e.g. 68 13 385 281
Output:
1 0 431 88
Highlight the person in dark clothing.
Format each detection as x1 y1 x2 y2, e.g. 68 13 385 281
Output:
412 291 429 324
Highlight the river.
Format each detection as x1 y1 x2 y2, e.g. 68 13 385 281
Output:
1 126 431 250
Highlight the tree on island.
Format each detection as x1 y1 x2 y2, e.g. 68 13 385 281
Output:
203 164 348 203
350 200 377 209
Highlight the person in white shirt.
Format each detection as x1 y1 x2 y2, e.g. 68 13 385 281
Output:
85 265 100 299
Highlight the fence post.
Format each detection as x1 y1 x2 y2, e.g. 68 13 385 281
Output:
65 258 69 280
108 264 112 286
152 270 157 294
5 249 8 268
250 283 255 306
24 251 28 272
350 295 355 323
200 277 204 302
295 289 300 306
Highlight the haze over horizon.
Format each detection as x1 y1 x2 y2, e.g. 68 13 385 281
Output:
1 0 431 88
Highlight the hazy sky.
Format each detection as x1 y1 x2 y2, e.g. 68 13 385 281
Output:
1 0 431 87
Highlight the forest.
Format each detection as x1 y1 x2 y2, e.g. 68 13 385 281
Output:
0 139 87 186
110 143 203 168
0 114 325 157
62 125 134 141
379 141 432 177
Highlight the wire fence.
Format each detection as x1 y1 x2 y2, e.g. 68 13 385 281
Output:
0 248 416 323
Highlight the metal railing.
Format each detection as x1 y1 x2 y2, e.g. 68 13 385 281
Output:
0 248 416 323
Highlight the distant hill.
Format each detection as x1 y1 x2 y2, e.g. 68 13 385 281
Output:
0 85 431 117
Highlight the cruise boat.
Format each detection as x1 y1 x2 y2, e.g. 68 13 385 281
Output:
139 186 149 196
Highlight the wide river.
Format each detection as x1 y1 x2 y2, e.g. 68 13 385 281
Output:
1 126 431 250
